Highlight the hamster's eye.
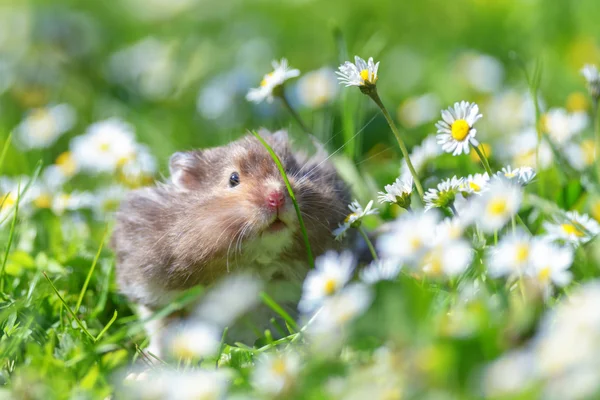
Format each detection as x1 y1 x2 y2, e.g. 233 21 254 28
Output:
229 172 240 187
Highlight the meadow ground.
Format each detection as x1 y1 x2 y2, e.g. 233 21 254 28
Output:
1 0 600 399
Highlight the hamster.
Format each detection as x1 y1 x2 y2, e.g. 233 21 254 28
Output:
110 130 350 353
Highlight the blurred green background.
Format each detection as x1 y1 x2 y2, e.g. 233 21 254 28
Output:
1 0 599 177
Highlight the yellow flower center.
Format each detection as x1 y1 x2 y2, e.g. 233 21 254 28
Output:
260 72 274 87
409 237 422 251
56 151 77 176
271 358 287 376
566 92 589 112
171 336 195 360
469 181 481 192
323 278 337 295
99 142 110 152
1 193 16 210
561 223 584 237
344 212 357 223
581 139 596 166
360 69 370 82
515 244 529 263
450 119 470 141
424 252 443 276
33 193 52 209
487 198 507 216
592 199 600 222
538 266 551 282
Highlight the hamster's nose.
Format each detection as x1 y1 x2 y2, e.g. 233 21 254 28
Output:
266 189 285 210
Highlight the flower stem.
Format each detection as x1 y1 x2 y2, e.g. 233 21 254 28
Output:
279 91 311 135
449 203 459 217
593 98 600 183
472 144 494 176
367 90 425 200
358 226 378 261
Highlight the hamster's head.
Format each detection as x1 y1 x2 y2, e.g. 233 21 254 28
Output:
168 132 341 268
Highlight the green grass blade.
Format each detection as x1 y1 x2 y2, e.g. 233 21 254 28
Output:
251 130 314 268
95 310 118 342
76 226 109 313
0 182 20 293
260 291 298 333
42 272 96 342
0 132 12 173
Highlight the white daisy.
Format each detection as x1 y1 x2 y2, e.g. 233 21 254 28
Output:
359 259 402 284
400 135 442 179
461 173 490 196
517 166 536 185
298 250 355 313
333 199 378 240
91 184 128 220
166 321 221 360
246 58 300 104
543 210 600 245
465 178 523 233
120 144 157 187
564 139 596 171
581 64 600 99
252 351 301 396
424 176 463 211
435 101 482 156
435 217 466 243
377 175 413 207
507 127 553 170
495 165 536 186
377 210 441 265
487 230 533 278
71 118 138 174
307 283 372 335
296 67 338 108
194 274 263 328
336 56 379 87
543 108 588 146
166 369 230 400
419 239 473 277
14 104 76 150
51 191 94 215
527 240 574 288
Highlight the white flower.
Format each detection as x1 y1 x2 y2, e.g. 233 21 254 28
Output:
424 176 463 211
51 191 94 215
419 239 473 277
458 52 504 93
581 64 600 98
397 93 440 128
400 135 442 179
465 179 523 233
435 101 482 156
484 350 536 398
14 104 76 149
194 274 263 328
252 351 301 395
543 210 600 245
166 321 221 360
71 118 138 174
461 173 490 195
527 240 574 288
298 250 355 313
108 37 176 100
435 217 466 243
246 58 300 103
377 176 413 206
543 108 588 146
296 67 338 108
333 200 378 240
507 127 553 170
336 56 379 87
564 139 596 171
487 230 533 277
517 166 536 185
378 211 441 265
359 259 401 284
308 283 372 335
120 144 157 186
91 184 128 220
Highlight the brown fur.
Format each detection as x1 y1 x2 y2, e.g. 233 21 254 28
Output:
110 131 350 309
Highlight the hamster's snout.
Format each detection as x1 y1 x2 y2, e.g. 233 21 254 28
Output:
266 189 285 211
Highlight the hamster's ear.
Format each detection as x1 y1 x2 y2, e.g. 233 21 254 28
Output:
169 151 202 190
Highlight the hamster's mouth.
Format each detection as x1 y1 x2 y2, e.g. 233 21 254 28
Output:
265 218 287 233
